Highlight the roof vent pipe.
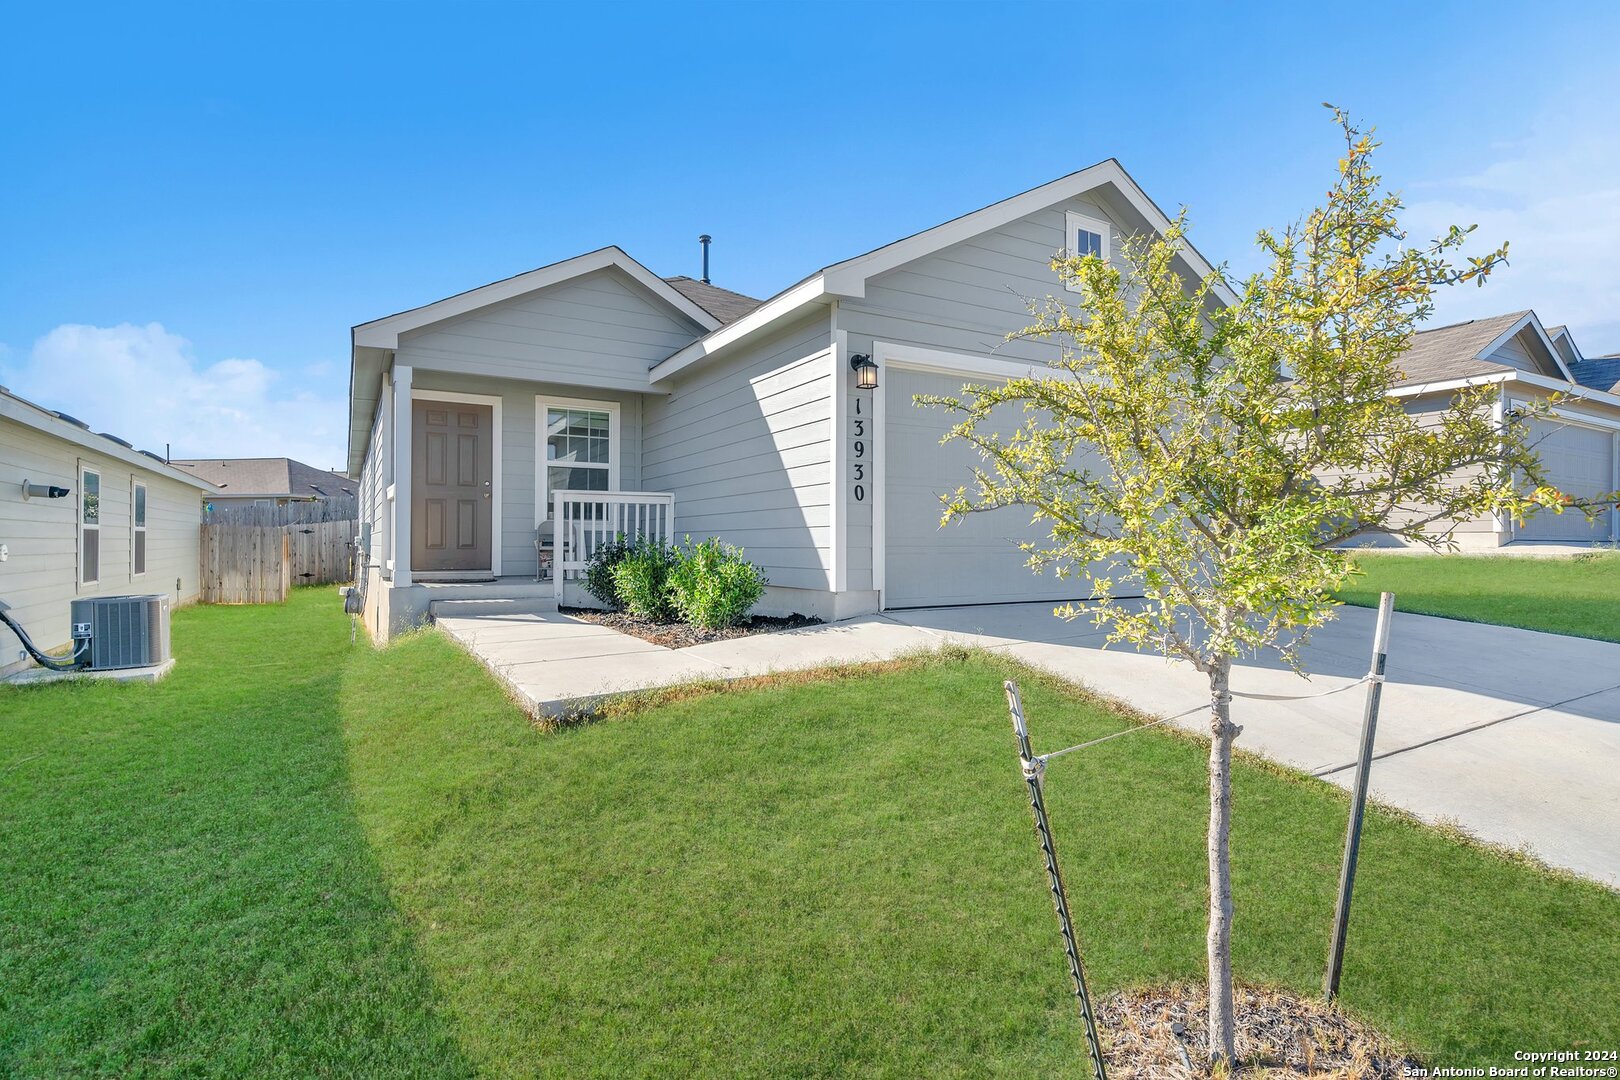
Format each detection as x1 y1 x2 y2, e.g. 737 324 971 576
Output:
698 234 711 284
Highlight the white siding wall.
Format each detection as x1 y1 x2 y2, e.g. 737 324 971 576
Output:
393 268 705 395
411 369 645 578
643 312 835 593
1 418 204 674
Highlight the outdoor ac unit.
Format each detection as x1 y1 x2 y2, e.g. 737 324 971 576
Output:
69 594 171 670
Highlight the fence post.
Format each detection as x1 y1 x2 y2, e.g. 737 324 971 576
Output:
1323 591 1395 1002
1005 680 1109 1080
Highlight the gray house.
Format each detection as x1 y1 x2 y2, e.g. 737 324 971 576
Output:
347 165 1620 642
171 456 356 513
348 161 1228 639
1372 310 1620 547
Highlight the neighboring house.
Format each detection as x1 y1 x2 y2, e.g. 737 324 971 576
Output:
0 386 212 676
1368 310 1620 548
348 161 1231 638
171 456 356 512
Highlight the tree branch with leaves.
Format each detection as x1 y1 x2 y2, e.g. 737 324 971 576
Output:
925 107 1610 1065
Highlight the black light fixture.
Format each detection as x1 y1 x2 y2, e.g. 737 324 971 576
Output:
850 352 878 390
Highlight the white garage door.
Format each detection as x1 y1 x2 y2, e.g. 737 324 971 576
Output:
882 366 1103 609
1518 419 1617 542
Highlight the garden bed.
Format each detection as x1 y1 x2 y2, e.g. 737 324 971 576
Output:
562 608 821 648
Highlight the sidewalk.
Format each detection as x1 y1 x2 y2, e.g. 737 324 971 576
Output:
433 598 1620 886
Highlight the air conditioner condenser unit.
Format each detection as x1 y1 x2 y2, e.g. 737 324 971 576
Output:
69 594 172 670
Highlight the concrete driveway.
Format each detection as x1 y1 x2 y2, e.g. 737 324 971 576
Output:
435 598 1620 886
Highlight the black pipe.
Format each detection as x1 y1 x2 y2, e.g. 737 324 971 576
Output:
0 606 89 671
699 234 711 284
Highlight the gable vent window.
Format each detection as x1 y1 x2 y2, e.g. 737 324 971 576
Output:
1063 210 1111 291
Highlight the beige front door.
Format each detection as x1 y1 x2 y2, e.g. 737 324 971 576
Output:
413 400 494 577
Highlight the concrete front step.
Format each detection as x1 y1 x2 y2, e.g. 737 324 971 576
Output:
416 577 556 601
428 597 559 620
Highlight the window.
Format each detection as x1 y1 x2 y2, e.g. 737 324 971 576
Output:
80 467 101 585
1063 210 1111 290
132 481 147 577
539 401 617 520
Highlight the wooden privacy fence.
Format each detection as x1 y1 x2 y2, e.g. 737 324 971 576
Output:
200 519 357 603
200 525 292 604
286 520 356 586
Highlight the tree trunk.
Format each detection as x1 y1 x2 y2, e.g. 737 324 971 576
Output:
1206 655 1238 1065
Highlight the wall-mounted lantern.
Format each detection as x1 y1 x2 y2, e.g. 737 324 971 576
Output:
21 479 71 501
850 353 878 390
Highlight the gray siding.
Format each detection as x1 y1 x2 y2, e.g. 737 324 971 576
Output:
1 418 203 674
836 192 1131 593
643 311 834 592
394 268 704 395
356 382 391 575
411 369 645 578
838 192 1123 368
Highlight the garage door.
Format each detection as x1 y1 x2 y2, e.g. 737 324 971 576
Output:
1518 419 1617 542
882 366 1103 608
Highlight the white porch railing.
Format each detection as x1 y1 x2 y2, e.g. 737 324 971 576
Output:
552 490 676 601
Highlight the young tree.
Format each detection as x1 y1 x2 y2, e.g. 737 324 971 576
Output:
928 109 1602 1063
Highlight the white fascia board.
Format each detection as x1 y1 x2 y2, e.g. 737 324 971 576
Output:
0 391 217 491
1476 311 1577 383
1389 372 1515 398
649 275 829 384
352 247 720 350
1394 368 1620 413
1511 369 1620 411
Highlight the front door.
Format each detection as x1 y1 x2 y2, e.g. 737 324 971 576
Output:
412 399 494 578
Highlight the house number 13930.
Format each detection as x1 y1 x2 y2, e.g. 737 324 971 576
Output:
851 397 867 501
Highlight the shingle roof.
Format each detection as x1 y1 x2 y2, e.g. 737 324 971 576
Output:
663 276 762 325
1392 311 1532 387
1571 355 1620 395
171 457 355 498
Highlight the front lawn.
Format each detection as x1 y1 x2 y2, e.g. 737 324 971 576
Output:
3 589 1617 1075
1341 551 1620 642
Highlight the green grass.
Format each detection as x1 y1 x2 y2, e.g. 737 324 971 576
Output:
1342 551 1620 642
4 590 1617 1075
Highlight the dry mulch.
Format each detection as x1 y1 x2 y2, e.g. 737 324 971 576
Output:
1093 983 1420 1078
561 609 821 648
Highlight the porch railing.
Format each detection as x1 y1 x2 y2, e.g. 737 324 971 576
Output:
552 490 676 601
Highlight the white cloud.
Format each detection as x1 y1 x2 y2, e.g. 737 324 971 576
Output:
1404 89 1620 355
0 322 348 471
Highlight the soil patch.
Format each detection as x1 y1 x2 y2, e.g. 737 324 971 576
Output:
562 609 821 648
1094 983 1420 1077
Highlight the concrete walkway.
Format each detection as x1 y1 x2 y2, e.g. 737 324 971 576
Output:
434 598 1620 887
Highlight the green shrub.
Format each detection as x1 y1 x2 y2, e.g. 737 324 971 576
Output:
582 534 636 609
611 539 679 621
667 538 768 629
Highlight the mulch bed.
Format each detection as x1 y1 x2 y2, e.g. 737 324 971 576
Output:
1093 983 1420 1078
561 609 821 648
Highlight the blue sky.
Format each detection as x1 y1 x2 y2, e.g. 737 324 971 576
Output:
3 1 1616 469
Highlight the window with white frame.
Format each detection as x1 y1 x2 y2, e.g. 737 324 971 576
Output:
132 480 147 577
80 467 101 585
1064 210 1111 290
542 405 614 519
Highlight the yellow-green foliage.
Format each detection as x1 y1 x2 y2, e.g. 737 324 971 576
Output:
924 108 1581 673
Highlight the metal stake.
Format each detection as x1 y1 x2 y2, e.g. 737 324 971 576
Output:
1005 680 1109 1080
1323 591 1395 1002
